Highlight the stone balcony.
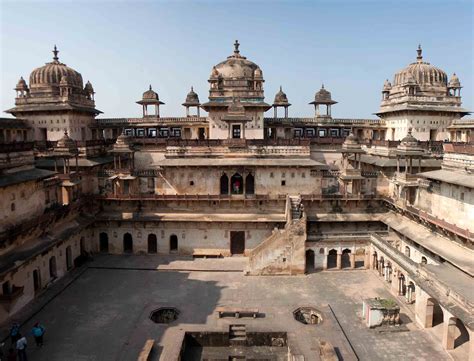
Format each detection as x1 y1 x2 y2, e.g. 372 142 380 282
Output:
0 285 24 311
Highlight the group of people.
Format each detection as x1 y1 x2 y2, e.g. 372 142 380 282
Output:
1 322 45 361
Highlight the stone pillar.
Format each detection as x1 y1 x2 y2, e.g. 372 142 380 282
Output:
442 315 456 350
322 251 328 271
350 253 356 269
336 252 342 270
364 251 370 269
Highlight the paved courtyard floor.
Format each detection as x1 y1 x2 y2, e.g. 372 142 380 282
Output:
6 255 450 360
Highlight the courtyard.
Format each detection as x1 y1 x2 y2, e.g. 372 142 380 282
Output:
3 255 451 360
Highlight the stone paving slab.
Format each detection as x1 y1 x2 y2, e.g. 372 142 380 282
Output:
0 256 450 361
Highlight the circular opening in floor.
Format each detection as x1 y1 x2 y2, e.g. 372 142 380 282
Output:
150 307 180 324
293 307 323 325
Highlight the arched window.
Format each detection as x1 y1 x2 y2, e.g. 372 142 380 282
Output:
245 173 255 195
405 246 411 258
220 174 229 195
170 234 178 252
148 234 157 254
99 232 109 253
49 256 57 278
66 246 73 270
33 269 41 292
123 233 133 253
421 256 427 265
231 173 243 194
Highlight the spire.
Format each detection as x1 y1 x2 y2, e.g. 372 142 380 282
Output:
234 40 240 54
149 85 152 91
191 86 194 92
416 44 423 62
321 83 325 89
53 45 59 62
279 85 282 92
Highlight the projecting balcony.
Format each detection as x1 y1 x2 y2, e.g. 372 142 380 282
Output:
0 286 24 311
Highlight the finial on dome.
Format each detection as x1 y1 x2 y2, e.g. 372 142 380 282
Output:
321 83 325 89
191 86 194 92
149 85 152 90
280 85 282 91
53 45 59 61
234 40 240 54
416 44 423 62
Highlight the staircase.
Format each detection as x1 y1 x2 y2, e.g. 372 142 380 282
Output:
289 195 302 221
246 195 307 275
229 324 247 346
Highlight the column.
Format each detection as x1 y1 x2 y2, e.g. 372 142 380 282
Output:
442 315 456 350
350 253 356 269
364 251 370 269
322 250 328 271
336 252 342 270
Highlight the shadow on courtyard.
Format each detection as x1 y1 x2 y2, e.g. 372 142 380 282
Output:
4 258 226 361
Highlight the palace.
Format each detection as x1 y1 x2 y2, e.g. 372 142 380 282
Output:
0 41 472 360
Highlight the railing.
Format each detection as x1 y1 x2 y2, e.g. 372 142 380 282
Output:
443 143 474 155
0 142 35 152
0 198 89 246
380 195 473 239
98 169 161 177
96 116 207 125
130 138 311 147
0 286 24 303
263 117 384 125
97 193 287 201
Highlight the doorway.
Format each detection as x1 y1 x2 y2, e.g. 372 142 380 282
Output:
230 231 245 255
170 234 178 253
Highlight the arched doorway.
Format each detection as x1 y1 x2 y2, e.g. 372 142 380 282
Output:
327 249 337 269
426 298 444 328
406 281 416 303
245 173 255 195
66 246 73 270
33 269 41 293
220 174 229 195
230 231 245 255
170 234 178 253
123 233 133 253
305 249 315 273
99 232 109 253
355 248 365 268
231 173 243 194
446 317 470 350
341 249 351 268
398 273 406 296
148 234 157 254
49 256 57 278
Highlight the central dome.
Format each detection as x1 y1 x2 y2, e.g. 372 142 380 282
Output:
393 45 447 87
29 46 83 90
210 40 261 79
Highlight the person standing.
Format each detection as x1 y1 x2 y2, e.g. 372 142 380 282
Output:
31 323 45 347
9 324 20 346
15 336 27 361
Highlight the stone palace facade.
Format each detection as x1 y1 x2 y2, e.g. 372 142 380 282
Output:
0 41 473 359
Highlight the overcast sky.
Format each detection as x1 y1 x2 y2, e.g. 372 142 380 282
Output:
1 0 472 119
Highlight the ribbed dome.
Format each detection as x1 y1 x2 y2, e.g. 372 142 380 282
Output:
393 45 447 87
55 131 78 155
211 41 260 79
383 79 392 91
15 77 28 91
29 46 83 90
184 86 200 104
143 85 159 100
400 128 418 146
274 86 289 104
84 81 94 93
448 73 461 87
311 84 337 105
